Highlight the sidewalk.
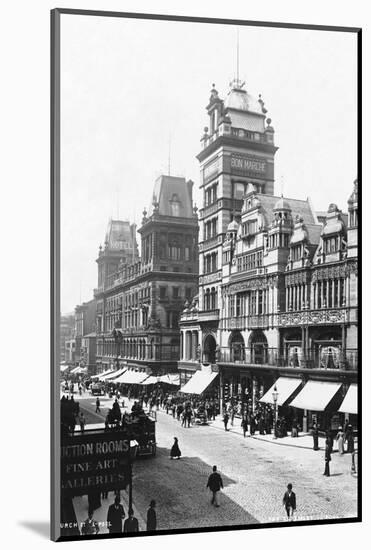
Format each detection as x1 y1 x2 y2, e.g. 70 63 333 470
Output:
73 488 147 535
208 417 322 450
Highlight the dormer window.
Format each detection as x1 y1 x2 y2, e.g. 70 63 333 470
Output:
291 244 302 261
324 237 338 254
169 194 181 216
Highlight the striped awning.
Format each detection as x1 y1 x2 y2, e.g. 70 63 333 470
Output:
259 377 302 406
102 367 127 381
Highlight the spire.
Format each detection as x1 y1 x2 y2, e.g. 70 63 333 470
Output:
230 27 245 91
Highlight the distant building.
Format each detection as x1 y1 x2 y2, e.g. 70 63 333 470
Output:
94 175 199 375
74 299 96 366
81 332 97 375
60 314 74 363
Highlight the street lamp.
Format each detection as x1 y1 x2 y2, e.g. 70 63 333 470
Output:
272 384 279 439
128 439 139 512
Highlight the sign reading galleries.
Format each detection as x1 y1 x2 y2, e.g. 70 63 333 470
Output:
61 430 131 496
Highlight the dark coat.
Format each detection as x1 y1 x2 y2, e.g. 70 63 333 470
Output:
207 471 223 492
107 503 125 533
146 507 157 531
282 490 296 510
124 517 139 533
170 442 181 457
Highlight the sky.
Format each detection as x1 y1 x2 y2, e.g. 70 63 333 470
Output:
60 14 357 314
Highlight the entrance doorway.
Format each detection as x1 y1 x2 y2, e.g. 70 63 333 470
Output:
203 334 217 364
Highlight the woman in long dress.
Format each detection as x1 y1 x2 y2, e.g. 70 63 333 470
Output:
336 427 345 454
170 437 181 459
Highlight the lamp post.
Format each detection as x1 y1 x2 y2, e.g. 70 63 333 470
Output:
272 384 279 439
128 439 139 512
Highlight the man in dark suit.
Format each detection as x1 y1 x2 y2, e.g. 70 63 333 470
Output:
146 499 157 531
124 509 139 533
206 465 224 507
324 440 332 476
282 483 296 520
107 495 125 534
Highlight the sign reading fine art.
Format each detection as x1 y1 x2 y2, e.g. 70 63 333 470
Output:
230 155 267 175
61 430 131 496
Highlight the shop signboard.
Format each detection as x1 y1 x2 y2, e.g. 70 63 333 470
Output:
61 429 131 497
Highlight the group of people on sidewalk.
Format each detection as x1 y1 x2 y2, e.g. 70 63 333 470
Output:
81 495 157 536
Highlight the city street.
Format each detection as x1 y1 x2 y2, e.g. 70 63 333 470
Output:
72 392 358 532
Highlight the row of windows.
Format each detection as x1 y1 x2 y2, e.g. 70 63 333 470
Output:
241 219 258 237
204 218 218 240
229 290 269 317
204 252 218 273
237 250 263 272
270 233 290 249
159 286 193 300
203 287 217 310
204 183 218 206
286 278 346 311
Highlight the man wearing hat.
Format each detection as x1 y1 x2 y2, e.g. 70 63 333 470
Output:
107 495 125 534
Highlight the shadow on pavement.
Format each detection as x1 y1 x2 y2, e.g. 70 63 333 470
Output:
132 445 259 530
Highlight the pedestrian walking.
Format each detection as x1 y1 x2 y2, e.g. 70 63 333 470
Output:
123 509 139 533
107 495 125 534
181 410 187 428
241 416 248 438
96 397 101 413
345 425 354 453
323 440 331 476
79 412 86 434
146 500 157 531
206 465 223 507
223 412 229 431
282 483 296 520
170 437 181 459
312 424 319 450
336 427 345 454
250 415 256 436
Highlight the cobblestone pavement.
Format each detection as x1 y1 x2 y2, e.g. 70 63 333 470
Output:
74 394 358 532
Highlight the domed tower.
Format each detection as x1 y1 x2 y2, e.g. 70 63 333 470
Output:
197 79 279 336
347 179 358 259
267 196 293 252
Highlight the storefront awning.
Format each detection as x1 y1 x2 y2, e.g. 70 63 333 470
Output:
338 384 358 415
180 369 218 395
90 369 113 380
289 380 342 411
102 367 127 381
159 373 180 386
114 369 148 384
60 365 69 372
140 376 158 386
259 377 302 407
70 366 82 374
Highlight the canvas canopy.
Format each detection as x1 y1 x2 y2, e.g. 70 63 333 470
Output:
338 384 357 415
180 368 218 395
259 377 302 406
289 380 342 411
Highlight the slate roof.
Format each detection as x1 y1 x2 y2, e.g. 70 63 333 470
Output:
250 193 318 227
147 175 193 218
105 220 134 250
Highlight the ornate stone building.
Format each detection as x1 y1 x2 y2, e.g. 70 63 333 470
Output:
178 80 358 430
95 175 199 375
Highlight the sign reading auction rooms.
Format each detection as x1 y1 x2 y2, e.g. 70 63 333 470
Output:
61 430 131 497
